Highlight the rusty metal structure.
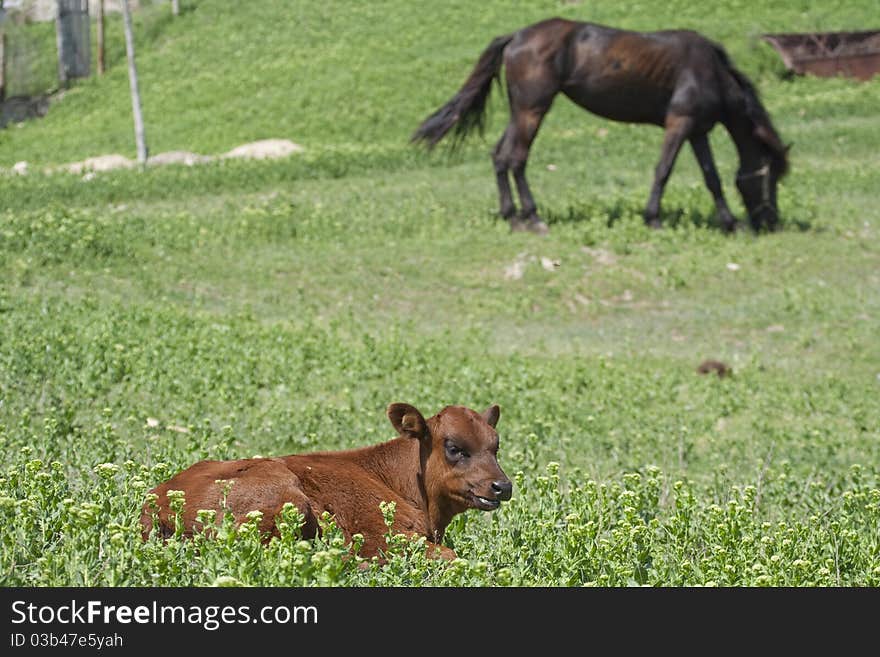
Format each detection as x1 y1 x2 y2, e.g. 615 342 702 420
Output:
762 30 880 81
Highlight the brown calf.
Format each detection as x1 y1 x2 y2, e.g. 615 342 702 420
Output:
140 403 512 559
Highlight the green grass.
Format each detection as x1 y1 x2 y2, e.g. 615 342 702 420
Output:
1 0 879 586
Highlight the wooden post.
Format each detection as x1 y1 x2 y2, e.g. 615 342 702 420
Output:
171 0 180 16
96 0 105 75
0 2 6 103
0 31 6 103
120 0 148 167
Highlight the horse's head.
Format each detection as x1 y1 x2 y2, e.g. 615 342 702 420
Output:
736 139 790 232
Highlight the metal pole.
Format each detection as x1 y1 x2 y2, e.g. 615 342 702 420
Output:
120 0 148 167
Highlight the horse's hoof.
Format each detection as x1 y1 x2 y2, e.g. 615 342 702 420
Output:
525 218 549 235
511 217 549 235
646 219 663 230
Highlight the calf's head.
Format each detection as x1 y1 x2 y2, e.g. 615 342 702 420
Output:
388 402 512 526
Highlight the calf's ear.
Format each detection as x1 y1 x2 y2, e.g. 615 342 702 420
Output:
482 404 500 428
387 403 428 440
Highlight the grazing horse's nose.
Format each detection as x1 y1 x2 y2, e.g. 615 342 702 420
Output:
492 480 513 501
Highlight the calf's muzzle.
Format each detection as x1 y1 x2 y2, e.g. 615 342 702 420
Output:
492 479 513 501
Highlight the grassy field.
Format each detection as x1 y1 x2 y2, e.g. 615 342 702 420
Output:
1 0 878 586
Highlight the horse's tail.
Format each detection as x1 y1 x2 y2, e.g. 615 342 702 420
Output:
411 33 515 149
713 45 789 177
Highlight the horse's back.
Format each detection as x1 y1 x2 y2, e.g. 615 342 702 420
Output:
504 18 721 127
507 20 726 125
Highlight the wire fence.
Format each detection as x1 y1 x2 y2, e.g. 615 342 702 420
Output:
3 2 60 97
1 0 165 99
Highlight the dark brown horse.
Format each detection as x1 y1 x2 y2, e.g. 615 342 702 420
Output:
412 18 790 235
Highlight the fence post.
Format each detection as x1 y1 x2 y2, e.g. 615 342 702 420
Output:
0 3 6 102
121 0 148 167
172 0 180 16
55 0 90 87
55 0 67 87
96 0 105 75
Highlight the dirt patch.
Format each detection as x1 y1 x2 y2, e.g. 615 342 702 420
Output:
504 253 561 280
581 246 618 266
0 95 50 129
504 253 533 281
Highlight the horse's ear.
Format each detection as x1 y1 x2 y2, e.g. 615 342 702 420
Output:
785 142 793 153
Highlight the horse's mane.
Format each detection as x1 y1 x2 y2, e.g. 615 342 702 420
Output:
714 46 789 177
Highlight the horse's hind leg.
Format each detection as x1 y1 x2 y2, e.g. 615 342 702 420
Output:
492 111 549 235
496 47 559 235
507 106 551 235
492 125 517 221
689 133 737 232
645 114 693 228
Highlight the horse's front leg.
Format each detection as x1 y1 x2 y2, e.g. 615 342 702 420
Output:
644 114 693 228
690 133 738 232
